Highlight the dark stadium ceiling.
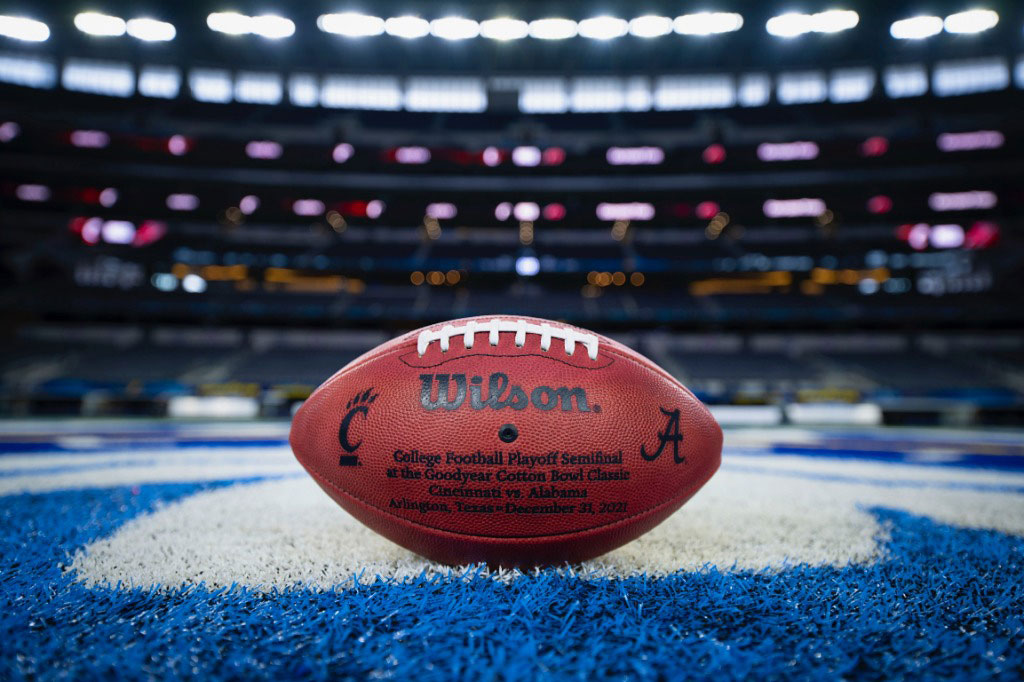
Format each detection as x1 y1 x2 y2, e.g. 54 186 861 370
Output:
2 2 1021 74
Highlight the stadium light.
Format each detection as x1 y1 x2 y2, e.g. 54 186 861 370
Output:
889 16 943 39
430 17 480 40
512 146 541 167
16 184 50 202
207 12 248 35
74 12 126 37
77 217 102 244
332 142 354 163
936 130 1004 151
628 15 673 38
596 203 655 221
480 17 528 40
928 190 997 211
0 15 50 42
529 18 578 40
126 18 176 42
426 202 457 219
251 15 294 39
813 10 859 33
513 202 540 221
766 10 858 37
515 256 540 277
239 195 260 214
101 220 136 245
385 15 429 38
757 141 819 161
166 193 199 211
607 147 664 165
394 146 430 163
317 13 385 37
930 224 965 249
70 130 110 148
99 187 118 207
152 273 178 291
182 273 207 293
674 12 744 36
207 12 294 39
167 134 189 156
763 198 827 218
578 16 628 40
245 140 283 159
481 146 502 165
766 13 811 37
293 199 325 216
0 121 20 142
943 9 998 34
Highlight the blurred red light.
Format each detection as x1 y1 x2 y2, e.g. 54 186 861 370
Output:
702 143 726 164
337 200 380 217
964 221 999 249
541 147 566 166
446 150 476 165
867 195 893 214
542 203 566 221
134 220 167 247
860 136 889 157
696 201 720 220
78 187 102 204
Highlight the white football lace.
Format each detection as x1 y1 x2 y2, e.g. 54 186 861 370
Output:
417 318 599 360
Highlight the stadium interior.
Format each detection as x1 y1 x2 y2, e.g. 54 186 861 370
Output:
1 1 1022 426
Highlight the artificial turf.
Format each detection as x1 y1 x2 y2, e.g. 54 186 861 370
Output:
1 480 1022 680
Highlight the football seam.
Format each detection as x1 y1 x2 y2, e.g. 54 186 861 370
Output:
398 350 615 370
316 337 686 395
314 316 619 388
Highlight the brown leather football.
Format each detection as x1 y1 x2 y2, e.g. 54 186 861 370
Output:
290 315 722 566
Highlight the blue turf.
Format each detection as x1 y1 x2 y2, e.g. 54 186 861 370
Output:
1 481 1022 680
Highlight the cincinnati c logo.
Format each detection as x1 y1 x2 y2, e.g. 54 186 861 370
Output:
337 389 378 466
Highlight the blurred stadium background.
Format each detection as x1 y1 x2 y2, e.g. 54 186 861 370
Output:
1 1 1022 427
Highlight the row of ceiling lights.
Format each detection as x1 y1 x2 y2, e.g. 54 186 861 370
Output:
0 9 1001 43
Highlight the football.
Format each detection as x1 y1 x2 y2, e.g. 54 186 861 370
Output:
290 315 722 566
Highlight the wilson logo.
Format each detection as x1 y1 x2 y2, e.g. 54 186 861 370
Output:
419 373 599 413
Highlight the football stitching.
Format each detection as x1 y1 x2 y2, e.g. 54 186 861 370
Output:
398 351 614 371
416 318 600 361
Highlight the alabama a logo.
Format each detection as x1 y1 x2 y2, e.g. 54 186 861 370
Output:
640 407 684 463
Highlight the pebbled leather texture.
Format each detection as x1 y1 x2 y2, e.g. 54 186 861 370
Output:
290 315 722 566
